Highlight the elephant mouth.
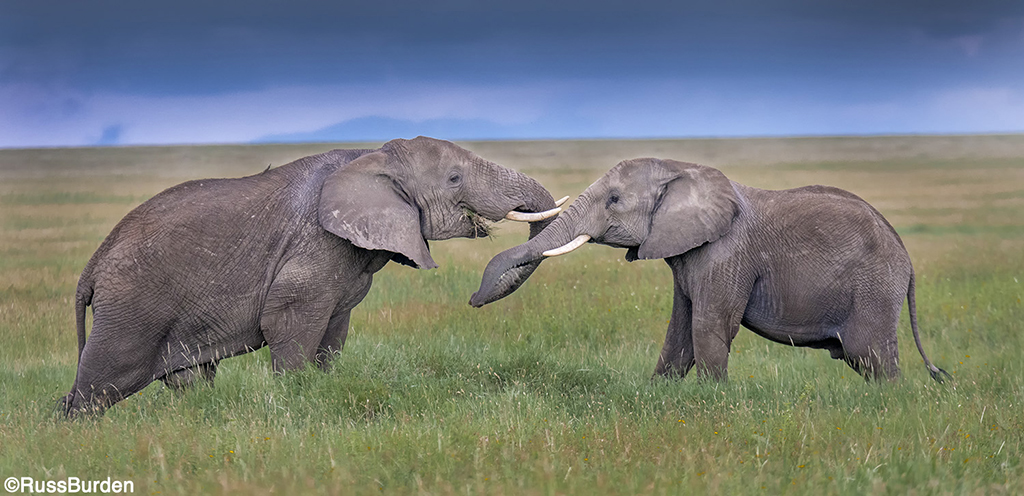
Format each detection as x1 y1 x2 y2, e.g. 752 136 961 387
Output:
461 198 565 239
462 207 494 239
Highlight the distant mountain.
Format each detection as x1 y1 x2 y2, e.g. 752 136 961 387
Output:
255 116 534 143
95 125 124 145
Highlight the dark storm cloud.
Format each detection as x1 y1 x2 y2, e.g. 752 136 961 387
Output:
2 1 1022 145
6 0 1020 40
4 0 1022 94
795 0 1024 38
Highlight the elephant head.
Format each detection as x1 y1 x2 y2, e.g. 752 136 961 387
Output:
470 158 738 306
319 136 566 269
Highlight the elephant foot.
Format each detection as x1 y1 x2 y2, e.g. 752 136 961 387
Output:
57 391 113 419
54 392 75 419
653 356 695 379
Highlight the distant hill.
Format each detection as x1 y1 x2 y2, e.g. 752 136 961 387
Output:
255 116 537 143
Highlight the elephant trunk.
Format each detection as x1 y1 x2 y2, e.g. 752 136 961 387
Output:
501 167 560 240
470 194 592 307
470 168 562 298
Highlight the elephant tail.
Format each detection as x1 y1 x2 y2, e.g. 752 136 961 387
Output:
908 273 951 383
74 278 94 363
55 271 95 418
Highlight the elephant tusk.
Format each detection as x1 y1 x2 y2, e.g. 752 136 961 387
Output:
554 195 570 207
542 234 591 257
504 206 562 222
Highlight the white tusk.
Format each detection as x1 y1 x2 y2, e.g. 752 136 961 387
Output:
542 235 591 257
504 206 562 222
554 195 570 207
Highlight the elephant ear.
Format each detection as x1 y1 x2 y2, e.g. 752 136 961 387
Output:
318 152 438 269
636 161 738 261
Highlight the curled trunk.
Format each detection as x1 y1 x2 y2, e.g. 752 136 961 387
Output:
470 195 591 307
486 168 562 298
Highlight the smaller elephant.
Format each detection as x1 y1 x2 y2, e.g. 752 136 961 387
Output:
472 158 950 383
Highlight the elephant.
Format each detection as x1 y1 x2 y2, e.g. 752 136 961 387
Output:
471 157 950 383
59 136 566 416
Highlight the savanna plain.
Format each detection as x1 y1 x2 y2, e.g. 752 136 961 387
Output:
1 135 1022 495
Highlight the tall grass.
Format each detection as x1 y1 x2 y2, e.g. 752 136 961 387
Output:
1 138 1022 494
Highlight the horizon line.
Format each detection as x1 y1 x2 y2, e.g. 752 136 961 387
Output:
4 131 1024 152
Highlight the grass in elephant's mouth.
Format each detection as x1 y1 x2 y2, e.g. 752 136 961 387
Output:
463 208 494 238
2 139 1023 496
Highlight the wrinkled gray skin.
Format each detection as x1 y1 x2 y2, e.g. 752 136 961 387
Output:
60 137 556 416
472 158 950 383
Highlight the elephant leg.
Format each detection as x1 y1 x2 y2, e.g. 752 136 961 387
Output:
67 323 161 416
264 318 329 372
68 362 148 416
315 309 351 370
838 310 901 382
654 284 694 378
263 304 331 372
261 261 334 373
690 296 743 381
161 361 218 391
841 347 900 382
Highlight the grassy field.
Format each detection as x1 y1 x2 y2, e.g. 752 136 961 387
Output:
1 136 1022 495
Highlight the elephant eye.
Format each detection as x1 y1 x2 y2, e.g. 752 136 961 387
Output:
608 194 620 206
448 172 462 186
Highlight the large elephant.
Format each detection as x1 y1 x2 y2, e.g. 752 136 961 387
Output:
472 158 950 383
60 136 564 416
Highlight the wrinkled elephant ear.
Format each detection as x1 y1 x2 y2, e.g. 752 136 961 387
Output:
318 152 438 269
636 161 738 261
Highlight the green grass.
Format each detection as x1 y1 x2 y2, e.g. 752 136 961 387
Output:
1 137 1023 495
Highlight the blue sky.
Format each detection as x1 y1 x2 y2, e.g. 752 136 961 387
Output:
2 1 1023 147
